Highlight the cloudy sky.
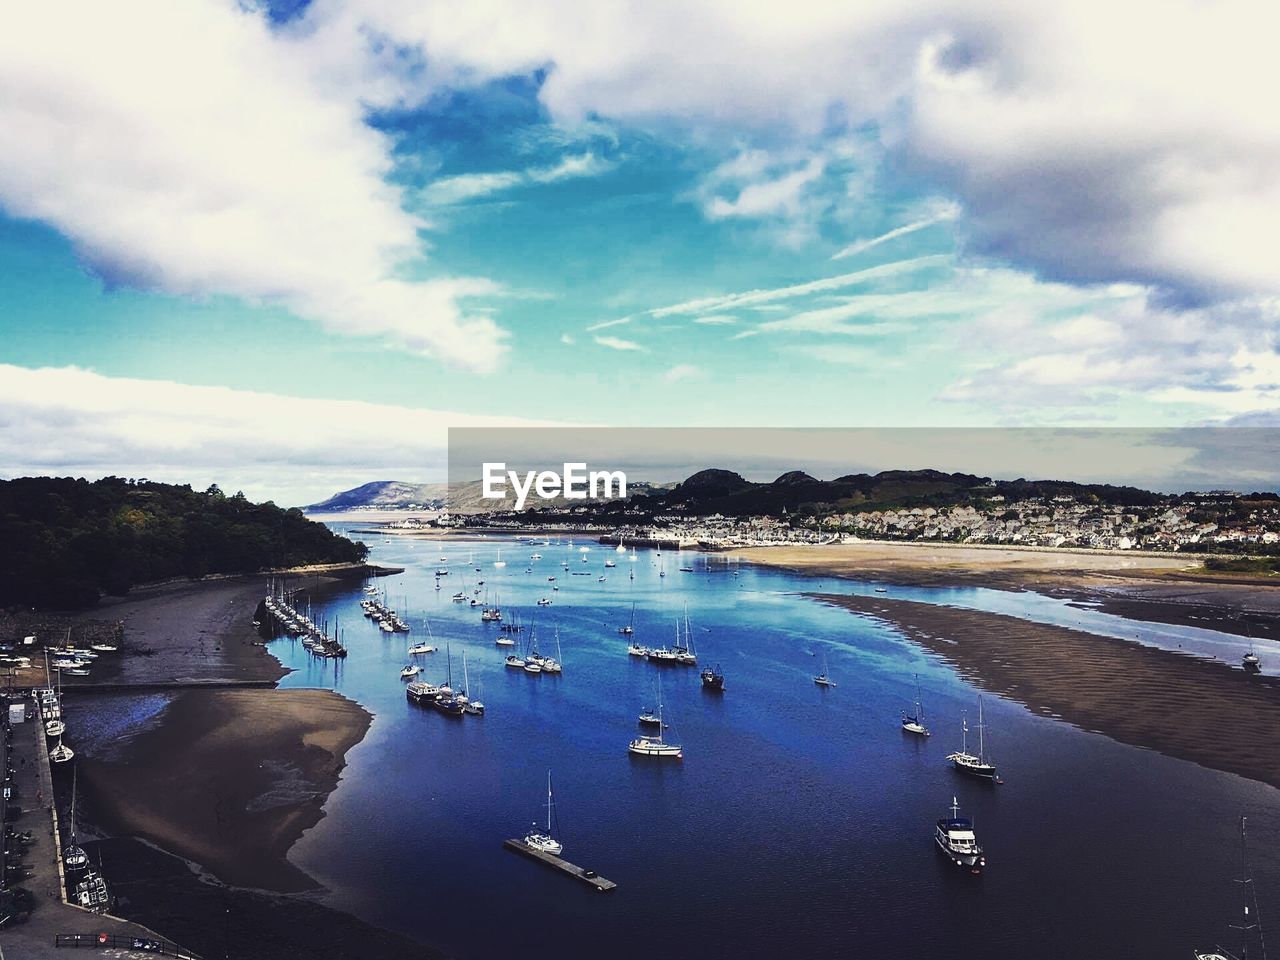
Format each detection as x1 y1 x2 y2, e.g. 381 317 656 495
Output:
2 0 1278 503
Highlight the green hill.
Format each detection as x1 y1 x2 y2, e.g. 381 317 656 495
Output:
0 476 368 610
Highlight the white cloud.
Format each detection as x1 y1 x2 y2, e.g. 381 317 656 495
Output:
704 155 826 221
593 335 647 352
586 316 634 332
831 200 960 260
662 364 703 382
423 172 524 205
0 0 516 371
692 315 738 325
559 333 576 345
0 365 568 504
307 0 1280 305
651 256 947 318
528 152 614 183
424 152 614 206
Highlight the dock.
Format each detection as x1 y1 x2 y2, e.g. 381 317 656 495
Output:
503 839 617 892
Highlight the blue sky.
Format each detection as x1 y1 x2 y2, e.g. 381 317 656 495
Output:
1 1 1277 502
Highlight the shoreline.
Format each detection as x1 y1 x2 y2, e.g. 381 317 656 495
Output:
735 541 1280 641
813 592 1280 792
77 686 371 893
49 573 448 958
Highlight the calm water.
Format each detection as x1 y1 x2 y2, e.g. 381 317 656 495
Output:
177 535 1280 957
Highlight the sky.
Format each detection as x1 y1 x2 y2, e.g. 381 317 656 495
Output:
2 0 1279 504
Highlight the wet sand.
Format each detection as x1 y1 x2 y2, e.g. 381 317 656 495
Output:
78 687 370 892
815 593 1280 791
91 837 446 960
739 541 1280 640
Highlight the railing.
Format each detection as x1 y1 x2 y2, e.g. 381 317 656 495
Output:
54 932 201 958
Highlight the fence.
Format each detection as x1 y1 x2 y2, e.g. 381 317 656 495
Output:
54 932 201 958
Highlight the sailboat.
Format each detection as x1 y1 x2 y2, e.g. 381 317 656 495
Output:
50 735 74 763
63 768 89 872
493 547 506 568
629 677 683 758
946 697 1000 781
523 771 563 855
902 673 930 736
1243 642 1262 674
432 645 466 715
616 536 627 554
462 654 485 716
619 602 636 636
1195 817 1268 960
814 652 836 688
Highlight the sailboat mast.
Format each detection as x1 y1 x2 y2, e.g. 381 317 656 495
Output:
546 771 554 835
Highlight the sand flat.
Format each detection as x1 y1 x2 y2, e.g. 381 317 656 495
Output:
80 687 372 892
816 593 1280 791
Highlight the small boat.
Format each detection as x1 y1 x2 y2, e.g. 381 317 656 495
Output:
493 549 506 568
63 769 89 872
90 643 118 653
874 587 887 593
946 697 1000 781
619 602 636 635
628 643 650 657
452 592 467 602
408 643 436 655
814 653 836 688
700 664 725 691
935 797 985 874
597 576 607 582
530 553 543 560
537 597 552 606
902 673 930 736
629 678 682 759
505 654 526 669
461 654 484 716
45 719 66 738
523 771 563 855
547 576 556 582
406 681 442 703
679 566 694 573
523 659 543 674
1194 816 1265 960
50 739 75 763
1243 645 1262 673
604 560 616 568
400 664 421 679
496 636 517 647
74 865 112 913
637 711 664 728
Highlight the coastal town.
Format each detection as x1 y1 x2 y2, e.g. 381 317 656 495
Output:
389 489 1280 554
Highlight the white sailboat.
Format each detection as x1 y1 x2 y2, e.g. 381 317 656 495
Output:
946 697 999 781
1195 817 1267 960
814 652 836 688
902 673 930 736
629 677 682 758
493 547 506 568
523 771 562 855
462 654 484 716
50 736 74 763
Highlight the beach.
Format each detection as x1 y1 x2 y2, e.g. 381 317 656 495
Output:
28 570 447 958
738 540 1280 640
814 593 1280 791
77 687 370 892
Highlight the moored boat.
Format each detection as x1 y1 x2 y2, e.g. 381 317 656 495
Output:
935 797 985 874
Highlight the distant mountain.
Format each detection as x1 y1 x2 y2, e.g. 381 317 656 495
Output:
303 481 448 512
304 479 673 514
621 468 1164 518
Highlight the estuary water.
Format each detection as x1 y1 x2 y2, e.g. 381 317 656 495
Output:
273 531 1278 960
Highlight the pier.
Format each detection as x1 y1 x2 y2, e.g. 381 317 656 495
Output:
503 839 617 892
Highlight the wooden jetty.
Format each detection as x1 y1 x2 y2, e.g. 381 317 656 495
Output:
503 839 617 892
